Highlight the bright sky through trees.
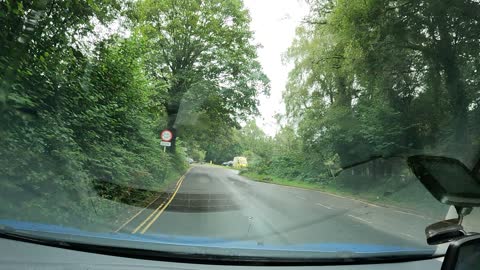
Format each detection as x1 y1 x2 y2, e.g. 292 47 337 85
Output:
244 0 308 136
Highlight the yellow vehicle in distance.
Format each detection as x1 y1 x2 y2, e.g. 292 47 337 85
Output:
233 156 248 168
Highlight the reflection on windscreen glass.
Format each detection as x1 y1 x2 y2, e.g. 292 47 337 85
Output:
0 0 479 259
425 163 480 196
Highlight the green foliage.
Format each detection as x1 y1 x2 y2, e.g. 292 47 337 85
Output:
281 0 480 169
0 0 268 229
132 0 270 151
0 33 186 227
243 0 480 199
2 0 480 229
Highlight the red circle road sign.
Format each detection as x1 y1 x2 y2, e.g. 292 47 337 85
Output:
160 129 173 142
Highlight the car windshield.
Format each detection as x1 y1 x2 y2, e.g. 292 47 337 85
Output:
1 0 480 262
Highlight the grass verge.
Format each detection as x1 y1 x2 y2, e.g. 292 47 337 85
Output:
240 171 449 219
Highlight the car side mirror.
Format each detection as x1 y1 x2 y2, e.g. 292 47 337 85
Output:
441 234 480 270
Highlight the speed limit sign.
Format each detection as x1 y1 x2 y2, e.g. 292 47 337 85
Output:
160 129 173 142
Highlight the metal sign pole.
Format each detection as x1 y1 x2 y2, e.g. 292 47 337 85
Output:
164 147 166 153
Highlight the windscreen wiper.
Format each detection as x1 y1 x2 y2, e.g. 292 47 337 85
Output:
473 157 480 177
334 155 382 177
333 154 405 177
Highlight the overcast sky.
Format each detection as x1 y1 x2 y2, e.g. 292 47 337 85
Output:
243 0 309 136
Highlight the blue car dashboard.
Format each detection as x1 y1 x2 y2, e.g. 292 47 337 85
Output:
0 237 443 270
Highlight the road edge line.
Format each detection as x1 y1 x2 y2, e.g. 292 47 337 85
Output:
114 192 163 233
240 174 434 221
139 173 186 234
132 169 189 234
113 168 190 233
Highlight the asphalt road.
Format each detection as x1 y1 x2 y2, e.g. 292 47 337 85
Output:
119 165 437 249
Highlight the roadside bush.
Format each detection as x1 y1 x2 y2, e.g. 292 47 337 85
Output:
0 38 187 228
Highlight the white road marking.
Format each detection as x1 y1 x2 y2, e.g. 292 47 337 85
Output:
393 210 429 220
295 195 306 200
364 203 381 208
348 214 372 224
399 232 415 239
316 203 333 209
244 175 431 221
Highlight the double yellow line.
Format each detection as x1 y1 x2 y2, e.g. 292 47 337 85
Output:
131 170 189 234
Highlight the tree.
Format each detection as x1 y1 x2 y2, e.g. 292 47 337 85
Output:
278 0 480 182
132 0 269 151
0 0 188 227
328 0 480 152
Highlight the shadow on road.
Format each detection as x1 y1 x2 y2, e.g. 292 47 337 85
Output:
166 192 241 212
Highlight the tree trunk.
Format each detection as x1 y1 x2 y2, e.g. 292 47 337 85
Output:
167 114 177 153
443 61 468 145
371 159 377 181
437 24 469 149
335 75 351 108
165 74 188 153
434 7 469 150
166 102 180 153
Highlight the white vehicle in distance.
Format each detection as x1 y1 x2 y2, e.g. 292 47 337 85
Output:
233 156 247 168
222 160 233 166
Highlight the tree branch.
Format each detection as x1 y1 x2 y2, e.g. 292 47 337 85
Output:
302 19 327 25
